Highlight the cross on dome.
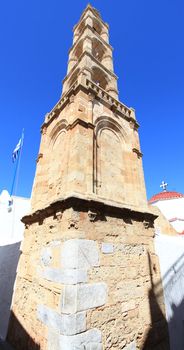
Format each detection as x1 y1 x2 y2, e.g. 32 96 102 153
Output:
160 180 168 192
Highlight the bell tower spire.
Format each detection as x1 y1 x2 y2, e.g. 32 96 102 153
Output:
63 4 118 98
30 3 146 210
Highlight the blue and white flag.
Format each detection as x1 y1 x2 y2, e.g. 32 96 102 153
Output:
12 137 23 162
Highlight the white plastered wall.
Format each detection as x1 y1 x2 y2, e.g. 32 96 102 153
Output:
152 197 184 233
0 190 31 339
155 233 184 350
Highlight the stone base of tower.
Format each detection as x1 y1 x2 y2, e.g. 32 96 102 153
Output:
7 196 169 350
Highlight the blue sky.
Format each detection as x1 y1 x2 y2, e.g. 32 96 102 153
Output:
0 0 184 200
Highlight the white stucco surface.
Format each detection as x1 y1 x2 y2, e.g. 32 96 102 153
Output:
152 197 184 233
155 233 184 350
0 190 30 245
169 218 184 233
0 190 31 339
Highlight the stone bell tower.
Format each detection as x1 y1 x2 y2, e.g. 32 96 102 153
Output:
8 5 169 350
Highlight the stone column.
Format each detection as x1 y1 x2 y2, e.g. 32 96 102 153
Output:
73 27 79 44
85 16 93 27
101 50 114 71
83 37 92 54
106 79 119 99
101 26 109 43
67 56 77 74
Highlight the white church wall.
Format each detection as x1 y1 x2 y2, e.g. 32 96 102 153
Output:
0 191 30 245
169 218 184 233
152 197 184 233
0 190 30 339
155 233 184 350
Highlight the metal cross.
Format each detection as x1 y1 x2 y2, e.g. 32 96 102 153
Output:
160 180 168 192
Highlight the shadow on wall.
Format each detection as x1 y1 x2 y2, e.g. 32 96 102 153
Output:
141 253 170 350
0 242 21 340
7 312 40 350
5 251 184 349
142 253 184 350
162 253 184 350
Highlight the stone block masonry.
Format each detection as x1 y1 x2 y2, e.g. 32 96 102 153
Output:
60 283 107 314
48 328 102 350
7 196 169 349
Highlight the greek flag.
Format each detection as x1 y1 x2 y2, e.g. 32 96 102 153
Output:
12 137 23 162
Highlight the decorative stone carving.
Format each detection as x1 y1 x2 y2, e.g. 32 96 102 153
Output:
55 211 63 221
132 147 143 159
143 220 151 229
36 153 43 163
88 210 98 222
41 125 47 134
111 103 117 112
88 92 95 102
68 210 79 229
69 94 75 104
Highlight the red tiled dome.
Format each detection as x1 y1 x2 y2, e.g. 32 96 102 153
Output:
149 191 184 204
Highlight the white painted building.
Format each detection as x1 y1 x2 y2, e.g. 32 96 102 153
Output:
149 188 184 234
0 189 30 339
155 233 184 350
149 183 184 349
0 190 31 245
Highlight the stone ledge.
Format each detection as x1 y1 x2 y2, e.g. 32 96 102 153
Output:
22 193 157 226
41 78 138 130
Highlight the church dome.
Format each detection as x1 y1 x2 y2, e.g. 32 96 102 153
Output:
149 191 184 204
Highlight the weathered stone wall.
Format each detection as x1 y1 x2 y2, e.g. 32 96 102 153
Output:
7 198 169 349
31 89 147 213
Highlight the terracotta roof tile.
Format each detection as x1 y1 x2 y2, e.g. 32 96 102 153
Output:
149 191 184 204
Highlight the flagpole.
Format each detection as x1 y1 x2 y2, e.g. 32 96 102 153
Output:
10 152 20 196
10 129 24 239
10 129 24 197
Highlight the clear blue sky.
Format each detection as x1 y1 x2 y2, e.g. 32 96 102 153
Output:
0 0 184 200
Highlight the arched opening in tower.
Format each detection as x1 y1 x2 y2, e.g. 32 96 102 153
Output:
77 20 85 37
92 38 105 62
92 18 102 36
68 68 80 89
74 40 83 60
91 67 108 90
